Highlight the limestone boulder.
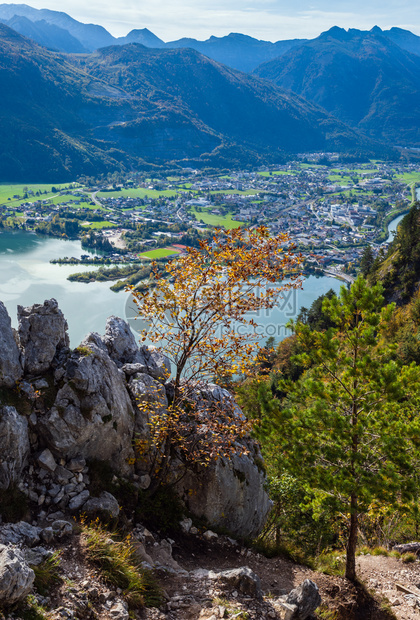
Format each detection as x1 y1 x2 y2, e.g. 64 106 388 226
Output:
176 451 271 539
174 385 271 539
37 337 135 475
103 316 171 382
0 522 41 547
0 406 30 490
0 544 35 605
140 346 171 383
103 316 140 366
193 382 244 418
129 373 168 430
0 302 22 387
285 579 321 620
83 492 120 519
18 299 69 374
214 567 262 599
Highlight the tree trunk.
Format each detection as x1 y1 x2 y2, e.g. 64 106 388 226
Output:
346 494 358 581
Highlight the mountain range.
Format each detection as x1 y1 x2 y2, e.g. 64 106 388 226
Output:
254 27 420 147
0 22 378 181
1 4 420 71
0 4 308 71
1 3 420 180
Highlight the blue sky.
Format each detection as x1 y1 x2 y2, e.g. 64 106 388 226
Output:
26 1 420 40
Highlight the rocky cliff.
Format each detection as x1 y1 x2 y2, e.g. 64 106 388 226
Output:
0 298 270 539
0 298 330 619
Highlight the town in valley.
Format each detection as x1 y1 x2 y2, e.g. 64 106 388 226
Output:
1 154 419 289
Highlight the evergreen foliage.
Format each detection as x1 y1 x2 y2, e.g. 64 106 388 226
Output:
247 277 420 580
370 202 420 301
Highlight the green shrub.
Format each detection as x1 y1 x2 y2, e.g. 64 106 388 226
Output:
82 519 162 608
74 346 92 357
401 552 417 563
32 552 62 595
316 606 338 620
9 596 48 620
315 551 345 576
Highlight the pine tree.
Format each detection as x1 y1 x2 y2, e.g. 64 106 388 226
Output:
359 245 374 277
262 277 420 580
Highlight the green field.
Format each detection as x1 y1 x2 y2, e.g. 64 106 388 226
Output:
42 195 95 207
329 189 375 198
140 248 180 259
81 221 117 229
190 208 244 228
0 182 72 198
98 188 178 199
299 163 326 169
121 205 146 212
327 174 355 184
396 172 420 184
68 201 106 211
0 183 77 205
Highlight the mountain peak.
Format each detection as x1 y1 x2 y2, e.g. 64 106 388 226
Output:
121 28 165 48
320 26 348 39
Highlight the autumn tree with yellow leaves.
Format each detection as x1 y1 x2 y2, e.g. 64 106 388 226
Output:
130 226 302 484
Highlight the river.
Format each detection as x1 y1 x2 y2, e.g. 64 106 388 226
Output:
384 212 406 244
0 215 404 346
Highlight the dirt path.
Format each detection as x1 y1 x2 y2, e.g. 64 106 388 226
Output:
357 554 420 619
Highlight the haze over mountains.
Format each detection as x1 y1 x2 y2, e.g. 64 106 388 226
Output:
0 3 420 180
254 27 420 147
0 4 308 72
1 4 420 70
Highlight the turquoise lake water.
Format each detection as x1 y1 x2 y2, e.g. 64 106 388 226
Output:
0 214 404 346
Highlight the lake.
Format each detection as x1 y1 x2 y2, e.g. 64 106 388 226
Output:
0 231 127 346
1 220 403 348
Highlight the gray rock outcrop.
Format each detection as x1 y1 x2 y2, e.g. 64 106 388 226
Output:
103 316 171 382
140 346 171 383
0 407 30 490
174 385 271 538
285 579 322 620
129 373 169 448
393 542 420 555
176 451 271 539
0 302 22 387
83 491 120 519
193 382 244 419
215 567 262 599
18 299 69 374
37 338 135 474
0 522 40 547
103 316 141 366
129 373 168 415
0 298 271 540
0 544 35 605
